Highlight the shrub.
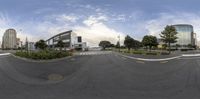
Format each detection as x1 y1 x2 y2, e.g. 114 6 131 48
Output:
15 50 72 60
160 52 170 55
181 49 188 51
146 52 158 55
132 51 143 54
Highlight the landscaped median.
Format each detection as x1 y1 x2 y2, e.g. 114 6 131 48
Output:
14 50 73 60
117 49 170 56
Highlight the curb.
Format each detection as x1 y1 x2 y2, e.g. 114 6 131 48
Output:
119 53 200 62
120 54 182 62
10 54 73 63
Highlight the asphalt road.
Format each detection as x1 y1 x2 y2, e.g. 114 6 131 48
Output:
0 51 200 99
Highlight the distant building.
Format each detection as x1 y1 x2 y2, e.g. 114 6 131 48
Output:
46 30 87 51
74 36 87 51
28 42 35 51
157 38 165 49
172 24 196 49
2 29 17 49
193 33 197 46
16 38 23 48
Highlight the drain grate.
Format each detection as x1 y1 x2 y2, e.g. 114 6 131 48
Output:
47 74 64 81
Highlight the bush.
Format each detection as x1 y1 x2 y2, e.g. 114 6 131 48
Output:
146 52 158 55
180 49 188 51
160 52 170 55
15 50 72 60
132 51 143 54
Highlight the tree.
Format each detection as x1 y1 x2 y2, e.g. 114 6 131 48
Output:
175 44 181 50
110 44 115 48
132 39 142 50
116 41 120 48
35 40 47 50
142 35 158 51
56 40 65 51
124 35 134 51
99 41 111 50
160 25 178 54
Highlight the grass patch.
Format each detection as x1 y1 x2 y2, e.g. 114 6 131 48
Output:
15 50 73 60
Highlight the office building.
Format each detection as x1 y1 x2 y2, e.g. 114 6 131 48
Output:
46 30 87 51
172 24 196 48
2 29 17 49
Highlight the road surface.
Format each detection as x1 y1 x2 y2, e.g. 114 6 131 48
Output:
0 51 200 99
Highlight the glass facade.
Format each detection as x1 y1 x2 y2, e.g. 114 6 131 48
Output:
173 24 193 46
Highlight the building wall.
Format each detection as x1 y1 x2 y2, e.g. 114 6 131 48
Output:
2 29 17 49
173 24 194 46
28 42 35 51
46 30 87 51
46 30 75 50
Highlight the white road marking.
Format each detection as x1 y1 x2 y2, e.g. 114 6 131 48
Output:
136 61 145 64
120 54 182 62
78 51 112 56
182 54 200 57
160 61 168 64
0 53 11 56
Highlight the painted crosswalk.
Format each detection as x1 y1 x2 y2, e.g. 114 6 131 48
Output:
76 51 112 56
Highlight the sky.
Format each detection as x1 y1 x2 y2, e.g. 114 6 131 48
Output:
1 0 200 47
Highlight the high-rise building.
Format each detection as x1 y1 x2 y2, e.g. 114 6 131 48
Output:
172 24 196 47
2 29 17 49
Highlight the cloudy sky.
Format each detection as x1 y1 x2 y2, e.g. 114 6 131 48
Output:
1 0 200 46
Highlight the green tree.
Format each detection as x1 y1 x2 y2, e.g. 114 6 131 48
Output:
132 39 142 50
56 40 65 51
110 44 115 48
124 35 134 51
142 35 158 51
99 41 111 50
35 40 47 50
175 44 181 50
116 41 120 48
160 25 178 54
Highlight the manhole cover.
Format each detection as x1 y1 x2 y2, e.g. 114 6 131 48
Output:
48 74 64 81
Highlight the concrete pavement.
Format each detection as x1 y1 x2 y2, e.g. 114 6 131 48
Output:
0 51 200 99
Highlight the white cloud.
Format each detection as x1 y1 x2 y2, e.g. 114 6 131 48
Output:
83 15 108 26
113 14 126 22
56 14 78 22
75 15 125 47
0 12 11 44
